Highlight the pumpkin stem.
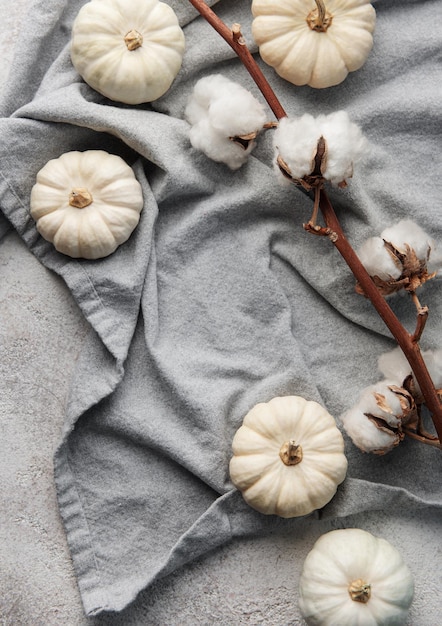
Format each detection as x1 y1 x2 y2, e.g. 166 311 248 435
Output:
279 440 303 465
69 188 93 209
307 0 333 32
124 29 143 51
348 579 371 603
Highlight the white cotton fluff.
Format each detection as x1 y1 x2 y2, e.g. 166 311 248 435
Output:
273 111 367 185
340 406 398 453
185 74 267 170
340 379 405 453
378 347 412 386
427 245 442 275
357 219 441 281
357 236 402 280
422 348 442 389
316 111 368 185
359 380 405 428
381 219 442 276
188 117 250 171
273 115 319 181
379 346 442 393
340 404 398 454
381 219 434 261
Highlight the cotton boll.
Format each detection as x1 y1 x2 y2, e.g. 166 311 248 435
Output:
381 219 433 260
340 404 399 454
273 115 319 181
357 236 402 280
356 219 441 299
381 219 442 275
185 74 267 169
273 111 367 186
339 378 414 454
317 111 368 185
359 380 406 428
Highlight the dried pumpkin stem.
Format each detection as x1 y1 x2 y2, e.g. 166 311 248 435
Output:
124 29 143 51
69 188 93 209
307 0 333 32
279 440 303 465
186 0 442 446
348 579 371 603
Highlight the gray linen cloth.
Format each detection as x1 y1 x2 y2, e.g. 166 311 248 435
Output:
0 0 441 616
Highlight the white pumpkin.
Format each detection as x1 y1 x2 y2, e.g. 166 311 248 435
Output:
299 528 414 626
251 0 376 88
30 150 143 259
71 0 185 104
229 396 347 518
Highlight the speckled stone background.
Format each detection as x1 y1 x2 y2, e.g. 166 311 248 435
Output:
0 2 441 625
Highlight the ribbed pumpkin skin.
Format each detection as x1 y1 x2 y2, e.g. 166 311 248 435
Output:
299 529 414 626
30 150 143 259
229 396 348 518
71 0 185 104
251 0 376 89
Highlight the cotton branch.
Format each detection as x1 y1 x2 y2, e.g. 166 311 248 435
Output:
319 192 442 442
187 0 442 444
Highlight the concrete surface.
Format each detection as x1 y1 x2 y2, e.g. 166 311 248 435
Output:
1 2 441 625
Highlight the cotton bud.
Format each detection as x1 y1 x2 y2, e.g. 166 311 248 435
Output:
185 74 267 170
273 111 367 189
340 380 417 454
356 219 440 297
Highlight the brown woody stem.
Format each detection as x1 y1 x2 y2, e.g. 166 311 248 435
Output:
411 298 429 343
403 427 441 449
308 187 321 228
186 0 442 445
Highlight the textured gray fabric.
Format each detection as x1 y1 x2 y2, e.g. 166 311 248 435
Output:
0 0 441 617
